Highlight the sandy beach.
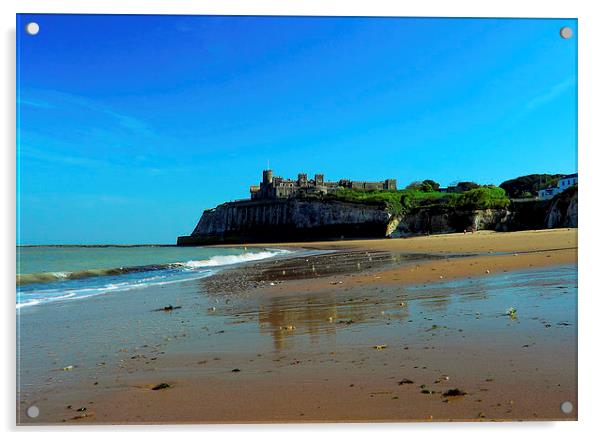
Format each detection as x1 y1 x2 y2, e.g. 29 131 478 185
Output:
17 229 577 424
236 228 577 294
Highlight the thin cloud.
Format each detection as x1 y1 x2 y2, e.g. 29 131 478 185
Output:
20 193 136 208
18 98 56 109
525 76 576 111
19 89 157 139
20 146 113 168
20 144 193 176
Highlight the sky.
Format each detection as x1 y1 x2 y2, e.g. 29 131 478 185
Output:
16 15 577 244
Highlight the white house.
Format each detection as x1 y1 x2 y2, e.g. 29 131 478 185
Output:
538 173 578 200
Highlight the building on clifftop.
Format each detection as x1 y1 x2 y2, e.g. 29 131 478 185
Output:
250 169 397 200
537 173 578 200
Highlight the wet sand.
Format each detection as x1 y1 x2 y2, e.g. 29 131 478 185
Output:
17 229 577 424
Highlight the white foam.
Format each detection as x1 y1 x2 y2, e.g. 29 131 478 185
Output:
17 292 76 309
182 250 288 268
16 299 41 309
16 248 293 309
16 270 216 308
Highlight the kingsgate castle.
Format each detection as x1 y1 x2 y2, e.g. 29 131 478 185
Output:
250 169 397 200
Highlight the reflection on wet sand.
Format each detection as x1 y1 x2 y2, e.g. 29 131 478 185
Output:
416 282 490 310
207 268 524 352
242 275 513 350
256 288 413 350
258 295 339 350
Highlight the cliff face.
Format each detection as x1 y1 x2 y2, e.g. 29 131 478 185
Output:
389 208 510 237
177 188 577 245
387 188 578 237
501 186 578 231
178 199 391 245
545 186 578 228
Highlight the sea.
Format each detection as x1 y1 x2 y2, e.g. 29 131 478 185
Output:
16 245 291 309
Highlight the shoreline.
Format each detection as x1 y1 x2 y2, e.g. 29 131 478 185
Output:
206 228 576 295
17 229 577 424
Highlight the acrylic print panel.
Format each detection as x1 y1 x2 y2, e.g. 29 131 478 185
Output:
16 14 577 424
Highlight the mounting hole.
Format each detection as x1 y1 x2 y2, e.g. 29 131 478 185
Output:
25 22 40 36
560 401 573 414
560 26 573 39
26 405 39 418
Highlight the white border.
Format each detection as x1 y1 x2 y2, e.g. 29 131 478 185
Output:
2 0 601 438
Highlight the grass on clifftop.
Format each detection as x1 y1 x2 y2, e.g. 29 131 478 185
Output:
329 186 510 215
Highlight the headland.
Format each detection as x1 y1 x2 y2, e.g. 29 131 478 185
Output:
177 170 577 245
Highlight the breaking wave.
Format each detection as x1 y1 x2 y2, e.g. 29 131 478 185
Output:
17 249 290 286
17 266 161 286
17 248 291 308
181 250 286 268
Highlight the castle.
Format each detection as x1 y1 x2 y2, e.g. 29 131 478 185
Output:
250 169 397 200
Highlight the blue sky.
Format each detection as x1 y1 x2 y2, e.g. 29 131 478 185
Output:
17 15 577 244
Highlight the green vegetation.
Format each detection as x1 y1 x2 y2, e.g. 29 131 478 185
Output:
406 179 440 192
449 186 510 210
454 181 480 192
500 174 563 199
506 307 518 320
398 189 459 209
328 185 509 215
330 188 409 215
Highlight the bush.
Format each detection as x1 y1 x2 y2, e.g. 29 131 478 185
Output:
405 179 441 192
422 179 440 192
451 186 510 210
455 181 481 192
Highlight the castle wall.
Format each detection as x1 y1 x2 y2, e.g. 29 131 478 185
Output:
251 170 397 200
351 181 384 190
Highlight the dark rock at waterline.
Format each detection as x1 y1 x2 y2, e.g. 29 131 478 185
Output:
153 305 182 312
442 388 467 397
151 383 171 390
